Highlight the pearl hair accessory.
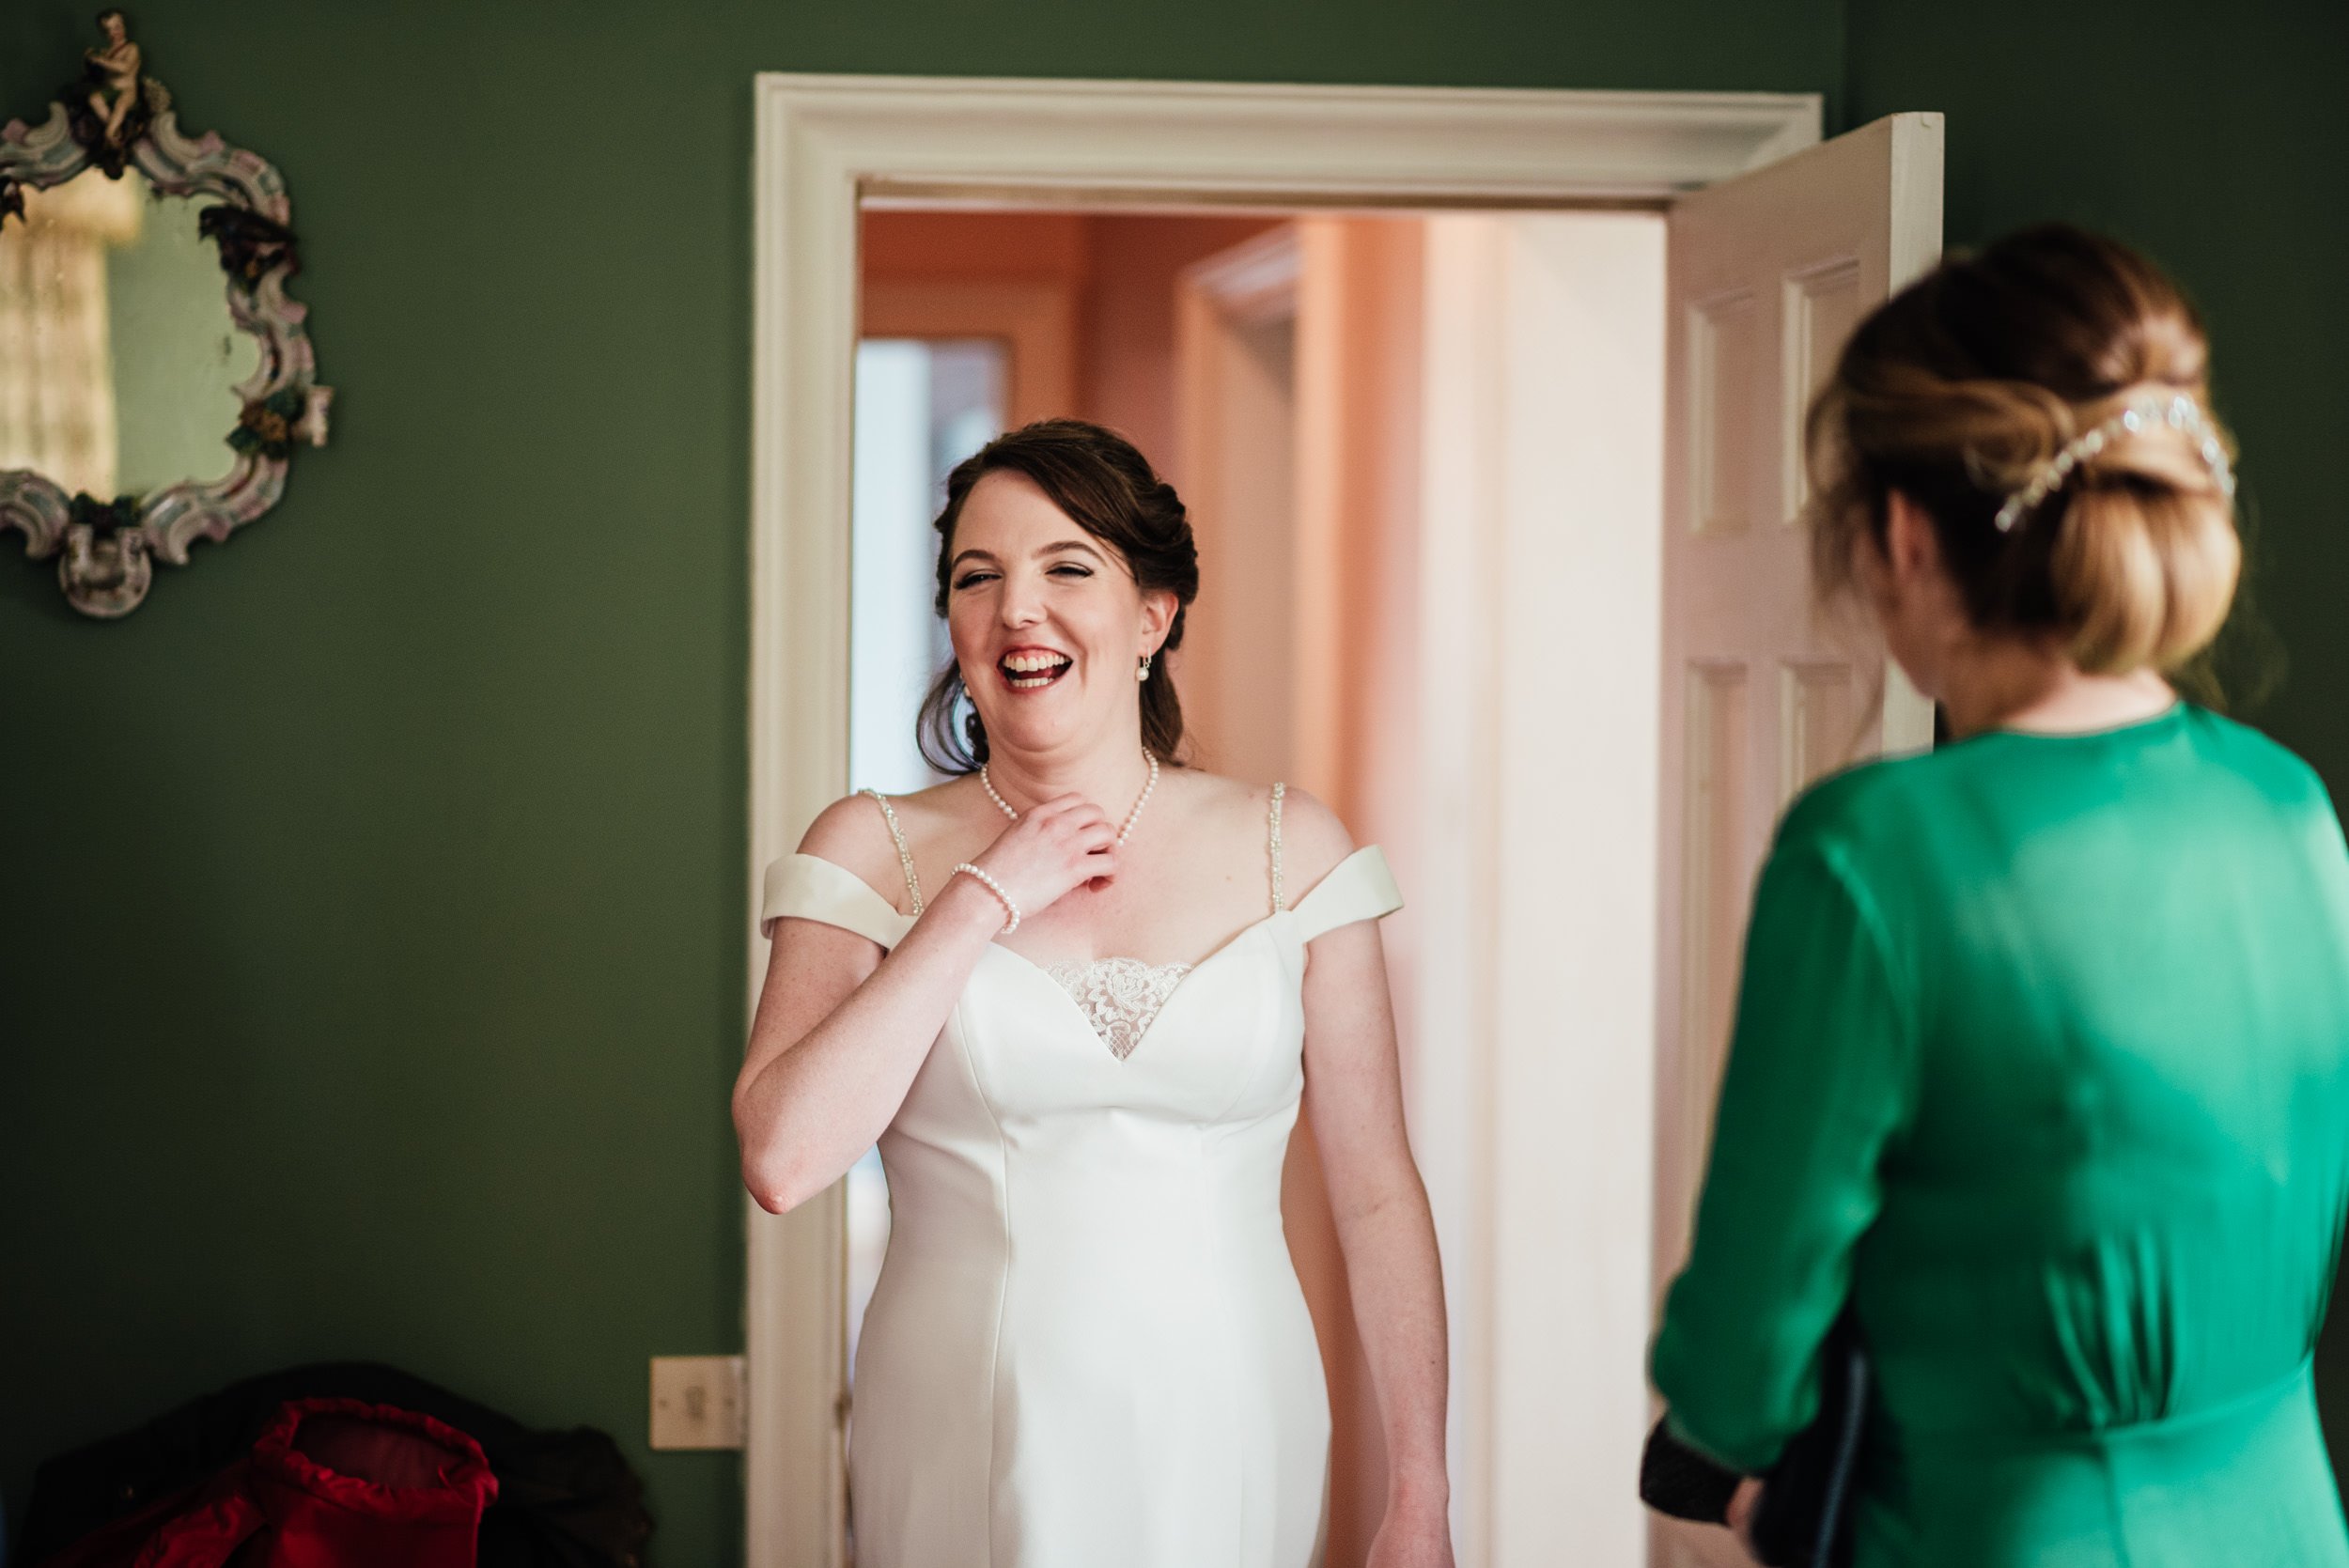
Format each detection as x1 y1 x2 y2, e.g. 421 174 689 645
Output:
982 749 1159 846
1993 390 2235 534
953 862 1020 934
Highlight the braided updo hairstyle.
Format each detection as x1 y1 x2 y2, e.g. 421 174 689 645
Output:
916 419 1201 775
1807 224 2240 674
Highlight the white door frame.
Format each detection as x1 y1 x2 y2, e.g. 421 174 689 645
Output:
749 72 1820 1568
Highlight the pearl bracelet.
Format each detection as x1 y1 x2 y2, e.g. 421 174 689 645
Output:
952 862 1020 935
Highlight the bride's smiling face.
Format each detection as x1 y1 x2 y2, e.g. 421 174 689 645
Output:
945 470 1174 759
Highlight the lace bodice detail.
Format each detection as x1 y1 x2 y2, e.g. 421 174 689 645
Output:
1045 957 1193 1061
818 781 1361 1062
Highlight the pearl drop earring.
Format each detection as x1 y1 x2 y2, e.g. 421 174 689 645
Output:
1138 653 1153 682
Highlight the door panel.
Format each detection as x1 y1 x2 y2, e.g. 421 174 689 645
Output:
1651 109 1942 1568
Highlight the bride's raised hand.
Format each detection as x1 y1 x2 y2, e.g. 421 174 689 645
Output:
969 793 1119 918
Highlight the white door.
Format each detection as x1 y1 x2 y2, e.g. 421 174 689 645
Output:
1650 111 1942 1567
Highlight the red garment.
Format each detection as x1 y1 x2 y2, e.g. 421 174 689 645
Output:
41 1400 498 1568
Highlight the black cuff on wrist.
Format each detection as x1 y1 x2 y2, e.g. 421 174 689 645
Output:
1639 1416 1742 1525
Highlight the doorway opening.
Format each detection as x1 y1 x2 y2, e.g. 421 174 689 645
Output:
750 74 1938 1568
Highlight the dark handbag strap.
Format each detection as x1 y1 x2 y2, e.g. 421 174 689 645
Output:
1749 1329 1871 1568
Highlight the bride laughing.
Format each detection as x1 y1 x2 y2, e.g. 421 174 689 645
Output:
735 418 1454 1568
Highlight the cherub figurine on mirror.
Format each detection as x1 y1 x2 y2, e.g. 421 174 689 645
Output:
70 9 168 173
87 11 142 141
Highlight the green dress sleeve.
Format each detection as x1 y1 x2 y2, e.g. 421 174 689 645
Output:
1650 821 1917 1473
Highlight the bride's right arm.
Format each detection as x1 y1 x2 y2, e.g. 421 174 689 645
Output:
732 793 1115 1213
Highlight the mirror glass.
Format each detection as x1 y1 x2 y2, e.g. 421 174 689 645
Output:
0 166 258 500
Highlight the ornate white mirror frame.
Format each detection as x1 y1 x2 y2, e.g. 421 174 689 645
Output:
0 13 330 617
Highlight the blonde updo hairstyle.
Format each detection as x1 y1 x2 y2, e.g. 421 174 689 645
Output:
1807 225 2240 674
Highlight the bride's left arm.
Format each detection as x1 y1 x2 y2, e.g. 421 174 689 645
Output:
1289 793 1455 1566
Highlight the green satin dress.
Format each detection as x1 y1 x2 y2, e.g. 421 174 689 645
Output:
1651 705 2349 1567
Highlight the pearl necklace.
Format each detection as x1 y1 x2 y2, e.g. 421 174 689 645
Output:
982 749 1159 846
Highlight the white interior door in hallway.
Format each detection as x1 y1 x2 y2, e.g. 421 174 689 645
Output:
1650 111 1942 1568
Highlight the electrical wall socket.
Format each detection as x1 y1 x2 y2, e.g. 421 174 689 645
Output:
649 1355 745 1451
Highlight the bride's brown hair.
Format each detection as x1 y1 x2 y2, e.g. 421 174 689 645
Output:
916 419 1201 774
1807 224 2240 674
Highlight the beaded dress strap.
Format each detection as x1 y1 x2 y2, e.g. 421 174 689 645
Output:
1268 782 1287 915
860 788 925 915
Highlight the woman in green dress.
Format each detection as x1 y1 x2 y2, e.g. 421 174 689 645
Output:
1647 225 2349 1566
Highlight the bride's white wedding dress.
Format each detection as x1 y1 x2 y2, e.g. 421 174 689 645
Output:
760 784 1401 1568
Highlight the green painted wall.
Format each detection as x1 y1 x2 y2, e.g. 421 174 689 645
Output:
8 0 2345 1557
0 4 1843 1561
1844 0 2349 1482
